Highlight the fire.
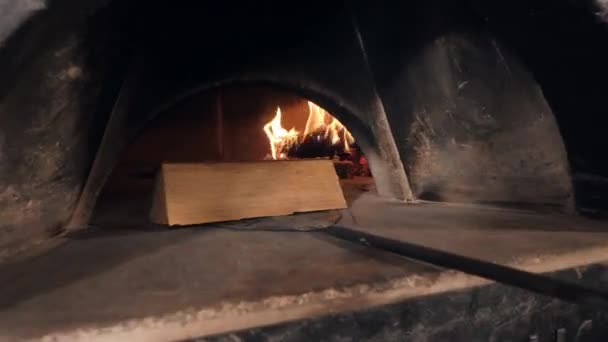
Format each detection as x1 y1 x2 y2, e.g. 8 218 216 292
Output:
263 107 299 160
263 101 355 160
325 115 355 151
303 101 327 138
303 101 354 152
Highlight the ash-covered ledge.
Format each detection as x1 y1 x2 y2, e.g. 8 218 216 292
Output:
342 194 608 269
0 195 607 341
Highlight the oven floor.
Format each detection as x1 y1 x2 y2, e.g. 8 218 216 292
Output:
0 194 607 341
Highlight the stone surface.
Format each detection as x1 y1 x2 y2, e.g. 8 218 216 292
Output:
217 210 341 232
200 264 608 342
344 194 608 266
354 1 572 210
468 0 608 211
0 194 607 341
0 0 133 257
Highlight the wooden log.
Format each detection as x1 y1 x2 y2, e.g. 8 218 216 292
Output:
150 160 347 226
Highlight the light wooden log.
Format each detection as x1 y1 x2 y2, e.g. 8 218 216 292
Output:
150 160 347 226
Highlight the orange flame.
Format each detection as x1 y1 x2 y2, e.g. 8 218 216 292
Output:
303 101 354 152
263 107 299 160
303 101 327 138
326 116 355 152
263 102 355 160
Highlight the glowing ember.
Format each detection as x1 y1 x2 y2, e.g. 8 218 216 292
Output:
263 101 355 160
263 107 299 160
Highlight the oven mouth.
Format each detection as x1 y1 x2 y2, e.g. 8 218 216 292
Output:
91 85 378 229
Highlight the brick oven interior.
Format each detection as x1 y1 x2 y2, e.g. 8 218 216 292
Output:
92 85 377 228
2 1 608 341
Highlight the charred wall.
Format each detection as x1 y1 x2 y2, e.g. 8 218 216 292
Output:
0 0 132 256
354 0 573 209
468 0 608 214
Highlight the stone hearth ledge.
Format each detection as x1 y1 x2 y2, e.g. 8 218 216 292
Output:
21 240 608 342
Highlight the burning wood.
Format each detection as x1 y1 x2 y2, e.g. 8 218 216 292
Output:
262 101 355 160
263 107 299 160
